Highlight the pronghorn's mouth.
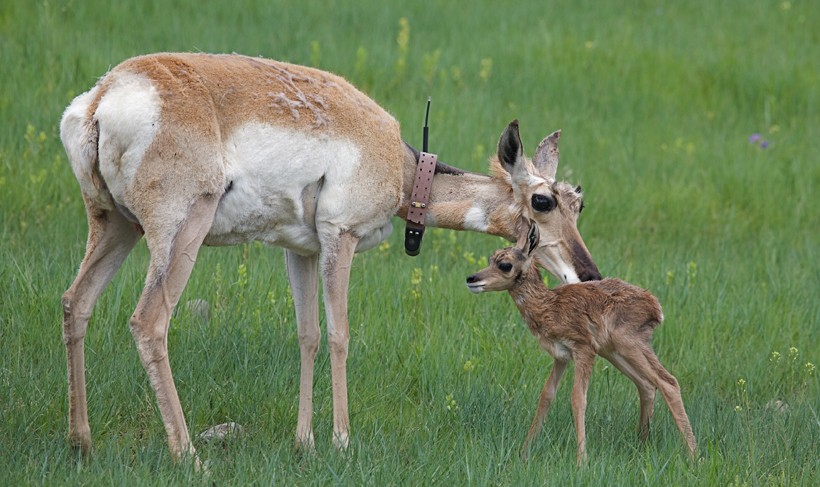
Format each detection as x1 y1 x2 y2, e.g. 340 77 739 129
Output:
532 243 582 284
466 282 485 294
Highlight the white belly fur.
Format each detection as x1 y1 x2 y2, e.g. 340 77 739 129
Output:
205 122 391 254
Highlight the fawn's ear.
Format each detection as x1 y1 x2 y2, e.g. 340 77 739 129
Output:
526 219 540 256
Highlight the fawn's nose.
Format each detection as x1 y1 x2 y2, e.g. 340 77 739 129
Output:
466 274 478 284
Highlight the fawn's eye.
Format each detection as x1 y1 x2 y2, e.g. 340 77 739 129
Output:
498 262 513 273
531 194 556 212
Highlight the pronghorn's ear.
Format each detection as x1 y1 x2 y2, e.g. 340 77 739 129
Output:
498 120 524 175
526 219 540 256
533 130 560 180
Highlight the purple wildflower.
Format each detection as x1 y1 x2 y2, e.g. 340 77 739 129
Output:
760 140 769 149
748 133 762 144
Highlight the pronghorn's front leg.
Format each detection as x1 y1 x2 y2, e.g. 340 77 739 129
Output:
320 231 359 450
129 195 219 464
62 205 142 454
521 358 568 459
285 250 320 451
570 353 595 466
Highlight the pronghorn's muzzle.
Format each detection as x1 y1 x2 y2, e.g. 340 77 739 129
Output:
570 238 601 282
465 273 485 293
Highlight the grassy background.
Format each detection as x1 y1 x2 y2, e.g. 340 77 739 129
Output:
1 0 817 484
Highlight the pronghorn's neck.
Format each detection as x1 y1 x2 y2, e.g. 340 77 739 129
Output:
508 267 553 309
398 169 520 240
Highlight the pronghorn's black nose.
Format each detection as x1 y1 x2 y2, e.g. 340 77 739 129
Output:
579 267 602 282
466 274 478 284
571 240 602 282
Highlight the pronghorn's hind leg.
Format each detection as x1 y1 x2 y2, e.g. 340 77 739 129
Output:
638 347 697 457
285 250 320 452
129 194 219 464
616 345 697 457
62 201 142 454
603 351 657 444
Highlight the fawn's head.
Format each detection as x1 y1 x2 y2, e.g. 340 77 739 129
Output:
466 221 540 294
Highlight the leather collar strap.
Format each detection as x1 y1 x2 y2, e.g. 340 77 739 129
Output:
404 151 437 256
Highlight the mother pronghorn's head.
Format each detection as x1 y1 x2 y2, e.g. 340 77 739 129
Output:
493 121 601 283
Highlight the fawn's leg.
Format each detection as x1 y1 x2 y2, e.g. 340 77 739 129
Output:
637 348 697 457
605 352 656 443
521 359 568 459
285 250 320 452
62 204 141 454
570 352 595 466
320 231 359 450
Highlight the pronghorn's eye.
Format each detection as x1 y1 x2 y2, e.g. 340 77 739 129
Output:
575 185 582 194
531 194 556 212
498 262 513 273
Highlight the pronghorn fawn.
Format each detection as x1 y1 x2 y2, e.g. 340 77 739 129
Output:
59 53 600 465
466 221 696 465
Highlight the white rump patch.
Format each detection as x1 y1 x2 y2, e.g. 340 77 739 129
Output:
95 72 162 205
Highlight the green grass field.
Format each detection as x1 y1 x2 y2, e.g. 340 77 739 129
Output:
1 0 817 484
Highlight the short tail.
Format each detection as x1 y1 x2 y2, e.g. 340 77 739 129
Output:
635 293 664 334
60 88 114 210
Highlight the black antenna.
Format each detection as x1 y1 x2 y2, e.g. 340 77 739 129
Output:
423 96 431 152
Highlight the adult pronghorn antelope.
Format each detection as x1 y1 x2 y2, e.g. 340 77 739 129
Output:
59 52 600 463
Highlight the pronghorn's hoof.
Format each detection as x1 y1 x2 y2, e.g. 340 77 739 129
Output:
332 431 350 452
576 451 589 468
68 431 93 457
294 431 316 455
195 457 211 476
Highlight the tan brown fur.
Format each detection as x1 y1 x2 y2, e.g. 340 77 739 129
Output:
114 53 397 144
466 224 697 465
